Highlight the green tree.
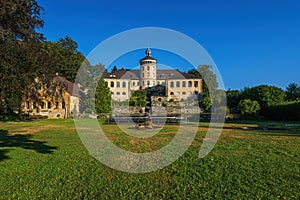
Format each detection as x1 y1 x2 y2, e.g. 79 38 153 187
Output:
0 0 55 114
95 78 111 114
111 65 118 73
198 65 218 93
226 89 241 109
187 68 201 77
240 85 286 111
285 83 300 101
196 65 220 111
43 36 86 82
238 99 260 116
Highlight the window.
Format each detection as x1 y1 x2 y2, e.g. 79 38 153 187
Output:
55 102 59 109
176 81 180 87
147 81 150 86
132 82 135 86
182 81 186 87
188 81 192 87
122 92 126 95
137 81 139 86
153 81 155 85
170 92 174 95
62 102 66 109
111 92 114 95
141 66 144 71
142 73 144 78
147 72 150 77
33 102 36 109
122 82 126 88
116 92 120 95
177 92 180 95
117 82 120 88
194 81 198 87
147 66 150 70
153 73 155 78
40 102 45 109
182 92 186 95
110 82 114 87
47 102 51 109
170 81 174 88
158 81 160 85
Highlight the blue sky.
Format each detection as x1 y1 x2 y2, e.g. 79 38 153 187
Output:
37 0 300 90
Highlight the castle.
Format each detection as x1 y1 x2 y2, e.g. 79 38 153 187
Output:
102 48 203 102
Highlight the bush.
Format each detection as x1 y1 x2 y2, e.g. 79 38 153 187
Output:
264 101 300 121
238 99 260 117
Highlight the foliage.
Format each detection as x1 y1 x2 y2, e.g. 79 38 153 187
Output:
43 36 86 82
187 68 201 77
95 78 111 114
264 101 300 121
240 85 286 111
198 64 218 93
111 65 118 73
0 0 56 114
0 0 44 41
195 65 222 111
226 90 241 109
238 99 261 116
200 95 212 111
285 82 300 101
129 90 146 107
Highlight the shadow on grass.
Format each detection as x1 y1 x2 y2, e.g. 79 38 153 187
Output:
0 129 57 162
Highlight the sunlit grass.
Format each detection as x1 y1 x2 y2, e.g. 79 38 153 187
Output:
0 119 299 199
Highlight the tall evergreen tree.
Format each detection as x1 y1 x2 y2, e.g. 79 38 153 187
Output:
95 78 111 114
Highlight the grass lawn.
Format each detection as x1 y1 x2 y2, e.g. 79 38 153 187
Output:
0 119 299 199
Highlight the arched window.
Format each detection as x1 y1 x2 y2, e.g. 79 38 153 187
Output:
176 81 180 87
182 81 186 87
122 92 126 95
110 82 114 87
170 92 174 95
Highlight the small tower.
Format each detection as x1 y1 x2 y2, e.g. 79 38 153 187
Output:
139 48 157 89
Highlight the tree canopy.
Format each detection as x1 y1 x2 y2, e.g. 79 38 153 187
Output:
43 36 86 82
285 83 300 101
0 0 56 114
240 85 286 111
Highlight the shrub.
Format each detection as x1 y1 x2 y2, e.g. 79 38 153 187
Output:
238 99 260 117
264 101 300 121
